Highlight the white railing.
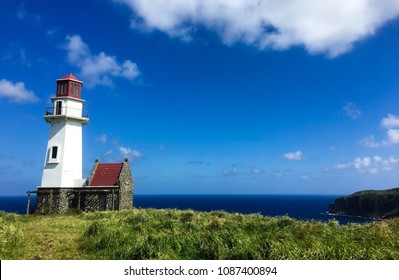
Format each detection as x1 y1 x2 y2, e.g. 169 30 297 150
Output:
45 107 89 118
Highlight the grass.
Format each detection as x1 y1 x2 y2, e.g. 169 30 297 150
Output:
0 212 91 259
1 208 399 260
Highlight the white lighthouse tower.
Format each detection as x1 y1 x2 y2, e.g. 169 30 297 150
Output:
40 73 89 188
30 73 133 214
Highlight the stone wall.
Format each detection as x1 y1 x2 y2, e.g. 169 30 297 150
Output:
81 188 119 212
35 188 77 214
34 158 134 213
118 158 134 210
85 159 99 186
35 187 121 213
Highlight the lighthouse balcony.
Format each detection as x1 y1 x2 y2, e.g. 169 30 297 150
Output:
44 107 89 123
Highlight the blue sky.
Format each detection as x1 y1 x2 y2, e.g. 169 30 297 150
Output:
1 0 399 195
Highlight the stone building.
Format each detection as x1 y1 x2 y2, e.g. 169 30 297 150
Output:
34 158 134 213
31 74 133 214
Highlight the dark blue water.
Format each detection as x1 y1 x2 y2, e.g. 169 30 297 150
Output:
134 195 375 224
0 196 37 214
0 194 375 224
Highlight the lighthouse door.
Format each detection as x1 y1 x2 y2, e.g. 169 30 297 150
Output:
55 101 62 115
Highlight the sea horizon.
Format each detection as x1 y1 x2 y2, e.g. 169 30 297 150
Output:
0 194 375 224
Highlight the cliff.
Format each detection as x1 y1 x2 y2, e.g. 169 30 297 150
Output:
329 187 399 219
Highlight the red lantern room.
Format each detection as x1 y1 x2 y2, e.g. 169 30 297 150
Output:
56 73 83 99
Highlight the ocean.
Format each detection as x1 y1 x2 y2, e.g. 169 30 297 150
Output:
0 194 375 224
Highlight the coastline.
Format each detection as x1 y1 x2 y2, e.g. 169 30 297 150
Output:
0 194 378 224
325 211 381 221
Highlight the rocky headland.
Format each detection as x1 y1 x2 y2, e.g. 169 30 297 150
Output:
329 187 399 219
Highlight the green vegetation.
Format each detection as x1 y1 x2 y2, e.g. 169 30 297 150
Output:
329 187 399 218
353 188 399 197
1 208 399 260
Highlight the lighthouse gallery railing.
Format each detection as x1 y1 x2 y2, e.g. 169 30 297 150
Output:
45 107 89 118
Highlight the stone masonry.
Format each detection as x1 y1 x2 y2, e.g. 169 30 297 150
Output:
34 159 134 214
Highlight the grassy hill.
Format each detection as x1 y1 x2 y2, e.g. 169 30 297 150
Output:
1 208 399 260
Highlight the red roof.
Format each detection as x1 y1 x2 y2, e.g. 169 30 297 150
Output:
57 73 82 83
89 163 123 186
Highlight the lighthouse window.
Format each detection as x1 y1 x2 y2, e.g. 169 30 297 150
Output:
51 146 58 159
47 146 59 163
60 84 66 95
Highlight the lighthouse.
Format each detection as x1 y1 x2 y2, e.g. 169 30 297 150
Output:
40 73 89 188
32 74 133 214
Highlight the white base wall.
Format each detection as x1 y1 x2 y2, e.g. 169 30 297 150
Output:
41 119 84 187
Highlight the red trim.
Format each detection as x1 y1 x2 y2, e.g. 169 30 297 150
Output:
57 73 82 83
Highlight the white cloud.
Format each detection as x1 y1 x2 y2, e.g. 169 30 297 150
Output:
115 0 399 57
360 114 399 147
251 167 265 175
334 155 399 174
381 114 399 128
17 3 28 19
220 167 239 176
17 2 41 22
64 35 140 87
385 129 399 144
19 49 31 67
343 102 361 119
358 135 381 148
101 150 115 163
273 172 283 177
103 150 113 157
119 146 143 160
300 175 309 180
334 163 351 170
283 150 304 160
0 79 39 103
95 134 107 144
389 156 399 164
354 157 371 168
65 35 89 63
373 155 382 163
